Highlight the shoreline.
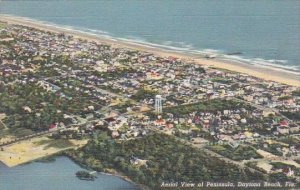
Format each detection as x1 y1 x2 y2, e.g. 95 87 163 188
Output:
0 154 144 190
0 14 299 87
64 152 147 190
0 135 88 168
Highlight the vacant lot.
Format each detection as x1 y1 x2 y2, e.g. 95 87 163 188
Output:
0 136 88 167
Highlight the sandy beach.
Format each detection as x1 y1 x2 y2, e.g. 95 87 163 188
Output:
0 14 299 87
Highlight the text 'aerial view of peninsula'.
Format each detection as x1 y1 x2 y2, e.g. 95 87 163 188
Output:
0 1 300 190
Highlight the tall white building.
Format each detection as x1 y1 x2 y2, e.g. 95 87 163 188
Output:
155 95 162 114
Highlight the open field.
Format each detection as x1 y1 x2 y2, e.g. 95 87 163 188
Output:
0 136 88 167
0 22 6 29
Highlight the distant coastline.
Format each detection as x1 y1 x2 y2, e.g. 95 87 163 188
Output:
0 14 299 87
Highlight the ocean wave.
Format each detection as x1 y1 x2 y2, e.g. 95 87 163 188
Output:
115 37 196 52
80 28 109 35
221 55 300 74
114 36 300 74
161 41 194 49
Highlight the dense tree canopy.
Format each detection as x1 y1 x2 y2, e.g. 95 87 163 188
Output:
69 133 265 189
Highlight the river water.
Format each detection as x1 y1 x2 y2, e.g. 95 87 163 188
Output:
0 156 138 190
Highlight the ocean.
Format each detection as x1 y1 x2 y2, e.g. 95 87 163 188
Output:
0 0 299 73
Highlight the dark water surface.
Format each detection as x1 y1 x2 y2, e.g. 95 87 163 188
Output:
0 156 137 190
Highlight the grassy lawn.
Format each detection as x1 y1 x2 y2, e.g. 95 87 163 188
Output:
209 144 227 151
175 124 191 130
0 129 10 139
0 23 6 30
34 138 75 149
278 137 300 146
8 128 35 138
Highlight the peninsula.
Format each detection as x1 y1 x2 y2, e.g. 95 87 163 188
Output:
0 15 300 189
1 15 299 87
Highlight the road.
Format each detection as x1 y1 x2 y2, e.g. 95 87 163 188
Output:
243 154 300 163
201 133 300 146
